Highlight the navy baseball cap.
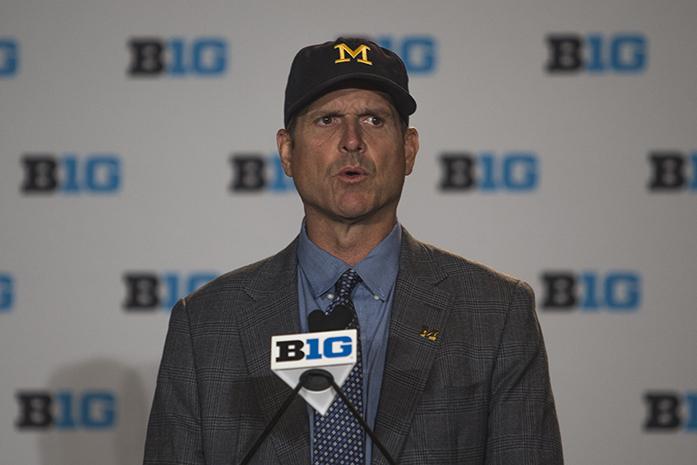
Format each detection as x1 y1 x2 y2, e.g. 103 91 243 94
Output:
284 37 417 127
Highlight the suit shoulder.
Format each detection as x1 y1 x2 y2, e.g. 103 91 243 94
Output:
415 239 530 300
183 240 297 305
191 257 268 296
417 239 520 284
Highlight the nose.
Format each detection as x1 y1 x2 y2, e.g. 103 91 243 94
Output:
340 118 365 154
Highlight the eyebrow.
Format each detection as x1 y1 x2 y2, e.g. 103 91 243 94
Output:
307 106 394 119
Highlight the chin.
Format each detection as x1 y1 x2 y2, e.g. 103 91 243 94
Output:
336 201 391 222
335 208 372 222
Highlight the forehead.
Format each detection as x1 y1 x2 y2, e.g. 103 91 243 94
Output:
303 87 398 115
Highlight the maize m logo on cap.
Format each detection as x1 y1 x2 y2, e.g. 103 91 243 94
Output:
334 43 373 65
341 35 437 74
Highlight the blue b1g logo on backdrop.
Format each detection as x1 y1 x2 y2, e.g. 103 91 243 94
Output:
20 153 121 195
373 35 437 75
541 271 641 311
123 271 218 310
15 390 117 430
644 391 697 432
229 153 295 193
127 37 227 77
648 151 697 192
546 33 647 74
0 273 14 312
0 38 19 77
439 152 539 192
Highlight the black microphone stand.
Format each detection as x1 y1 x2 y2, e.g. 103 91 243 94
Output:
239 381 303 465
239 369 397 465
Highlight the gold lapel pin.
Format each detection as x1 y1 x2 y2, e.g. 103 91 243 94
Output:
419 326 440 342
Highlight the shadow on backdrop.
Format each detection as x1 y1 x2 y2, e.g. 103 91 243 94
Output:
37 358 158 465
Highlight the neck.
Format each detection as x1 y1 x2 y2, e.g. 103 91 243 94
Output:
304 213 397 266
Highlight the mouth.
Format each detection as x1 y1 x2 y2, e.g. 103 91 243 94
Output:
336 166 369 183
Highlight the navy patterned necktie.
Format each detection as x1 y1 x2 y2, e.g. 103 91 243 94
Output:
312 269 364 465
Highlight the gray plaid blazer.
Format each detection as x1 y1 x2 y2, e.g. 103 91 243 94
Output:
143 228 563 465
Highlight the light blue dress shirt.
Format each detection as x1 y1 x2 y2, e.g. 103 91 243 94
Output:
296 222 402 465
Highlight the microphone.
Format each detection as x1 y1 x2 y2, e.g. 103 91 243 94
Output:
239 327 357 465
271 328 357 414
239 307 397 465
308 304 353 332
304 304 353 390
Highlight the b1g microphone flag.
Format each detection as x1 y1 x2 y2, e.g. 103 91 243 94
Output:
270 329 357 415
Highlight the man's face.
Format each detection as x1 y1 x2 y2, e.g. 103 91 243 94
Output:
277 87 418 225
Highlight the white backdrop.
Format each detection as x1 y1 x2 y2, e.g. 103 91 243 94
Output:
1 1 696 464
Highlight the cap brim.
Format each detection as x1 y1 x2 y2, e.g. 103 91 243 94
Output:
285 72 416 126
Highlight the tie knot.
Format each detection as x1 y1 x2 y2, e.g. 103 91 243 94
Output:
335 269 362 297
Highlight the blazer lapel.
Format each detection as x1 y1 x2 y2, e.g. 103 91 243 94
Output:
372 230 453 465
237 239 310 465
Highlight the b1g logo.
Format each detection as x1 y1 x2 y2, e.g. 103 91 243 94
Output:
648 151 697 192
546 33 647 74
440 152 538 192
541 271 641 311
0 38 19 77
644 391 697 432
127 37 227 77
21 153 121 194
272 330 357 413
123 271 217 310
374 35 437 75
275 334 353 363
16 390 117 430
0 273 14 312
229 153 295 193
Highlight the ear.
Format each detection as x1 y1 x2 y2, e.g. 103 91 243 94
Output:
403 127 419 175
276 128 294 177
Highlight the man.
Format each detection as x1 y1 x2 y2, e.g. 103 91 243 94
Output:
144 37 563 465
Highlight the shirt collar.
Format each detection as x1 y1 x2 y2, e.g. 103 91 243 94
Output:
296 221 402 301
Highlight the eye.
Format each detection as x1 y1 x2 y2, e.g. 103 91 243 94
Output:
364 115 384 127
316 115 336 126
